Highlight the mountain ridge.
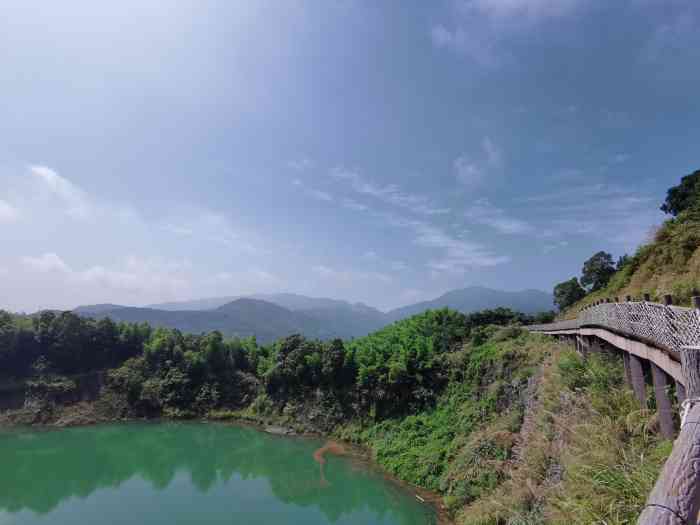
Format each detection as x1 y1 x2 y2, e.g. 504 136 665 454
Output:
74 287 552 342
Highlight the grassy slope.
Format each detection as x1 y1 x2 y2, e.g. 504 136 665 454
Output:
331 329 671 524
562 215 700 318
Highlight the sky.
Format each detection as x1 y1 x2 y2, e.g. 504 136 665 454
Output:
1 0 699 313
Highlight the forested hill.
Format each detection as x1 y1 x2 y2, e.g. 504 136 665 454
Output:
73 288 553 342
76 299 323 344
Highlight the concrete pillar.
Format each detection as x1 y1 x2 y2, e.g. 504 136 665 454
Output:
676 380 687 404
651 363 675 439
622 352 632 386
629 354 647 407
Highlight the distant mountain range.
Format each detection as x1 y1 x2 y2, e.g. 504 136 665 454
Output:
74 287 553 343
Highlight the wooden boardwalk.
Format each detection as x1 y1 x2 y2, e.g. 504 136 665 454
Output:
529 296 700 524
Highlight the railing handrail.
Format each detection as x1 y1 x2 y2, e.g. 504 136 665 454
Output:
529 298 700 355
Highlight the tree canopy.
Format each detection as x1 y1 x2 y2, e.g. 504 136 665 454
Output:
581 251 616 292
661 169 700 217
553 278 586 311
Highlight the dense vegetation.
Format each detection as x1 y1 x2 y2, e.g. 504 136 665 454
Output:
1 302 667 524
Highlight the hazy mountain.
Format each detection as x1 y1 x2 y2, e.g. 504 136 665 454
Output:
76 298 322 344
145 296 240 311
76 287 552 342
147 293 380 314
386 286 553 321
73 304 127 316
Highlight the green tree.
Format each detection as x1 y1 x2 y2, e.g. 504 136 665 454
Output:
616 254 631 271
581 251 616 291
661 169 700 216
553 278 586 310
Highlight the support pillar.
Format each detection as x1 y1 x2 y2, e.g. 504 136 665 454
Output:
629 354 647 407
622 352 632 386
676 380 686 404
651 363 675 439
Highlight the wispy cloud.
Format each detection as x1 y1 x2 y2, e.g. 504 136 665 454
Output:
162 212 259 253
308 189 334 202
522 182 662 252
454 137 503 188
465 198 533 235
643 11 700 62
312 264 392 284
331 168 450 215
287 157 314 172
542 240 569 254
292 178 336 203
341 198 369 212
30 165 92 219
411 221 510 273
0 199 20 224
21 253 192 296
432 0 584 64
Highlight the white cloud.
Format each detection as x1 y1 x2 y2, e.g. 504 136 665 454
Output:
331 168 450 215
412 222 511 273
465 198 533 235
0 200 20 223
287 157 314 172
22 253 192 298
342 198 369 212
162 212 259 254
308 189 334 202
30 165 91 219
22 253 71 273
291 178 336 204
454 156 485 187
543 240 569 253
454 137 504 187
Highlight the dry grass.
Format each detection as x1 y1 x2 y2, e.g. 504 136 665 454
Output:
457 344 672 525
560 217 700 319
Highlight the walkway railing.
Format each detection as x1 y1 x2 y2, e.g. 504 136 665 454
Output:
528 295 700 524
529 296 700 355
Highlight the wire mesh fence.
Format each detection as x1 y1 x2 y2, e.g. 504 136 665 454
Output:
528 301 700 354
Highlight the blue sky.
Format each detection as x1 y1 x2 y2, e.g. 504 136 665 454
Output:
1 0 699 312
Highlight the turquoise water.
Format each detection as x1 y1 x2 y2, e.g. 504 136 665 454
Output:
0 422 436 525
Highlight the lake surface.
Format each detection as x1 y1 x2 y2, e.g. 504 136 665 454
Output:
0 422 436 525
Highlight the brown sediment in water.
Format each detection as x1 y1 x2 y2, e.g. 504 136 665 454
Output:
313 440 347 464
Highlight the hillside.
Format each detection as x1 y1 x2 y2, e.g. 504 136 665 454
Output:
563 205 700 318
387 286 553 321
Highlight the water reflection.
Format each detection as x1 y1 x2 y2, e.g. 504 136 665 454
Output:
0 423 434 525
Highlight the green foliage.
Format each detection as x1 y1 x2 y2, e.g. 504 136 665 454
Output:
661 169 700 217
338 328 552 511
553 278 586 310
581 251 616 292
0 310 150 379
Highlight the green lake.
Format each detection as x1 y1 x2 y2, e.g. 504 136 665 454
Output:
0 422 436 525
